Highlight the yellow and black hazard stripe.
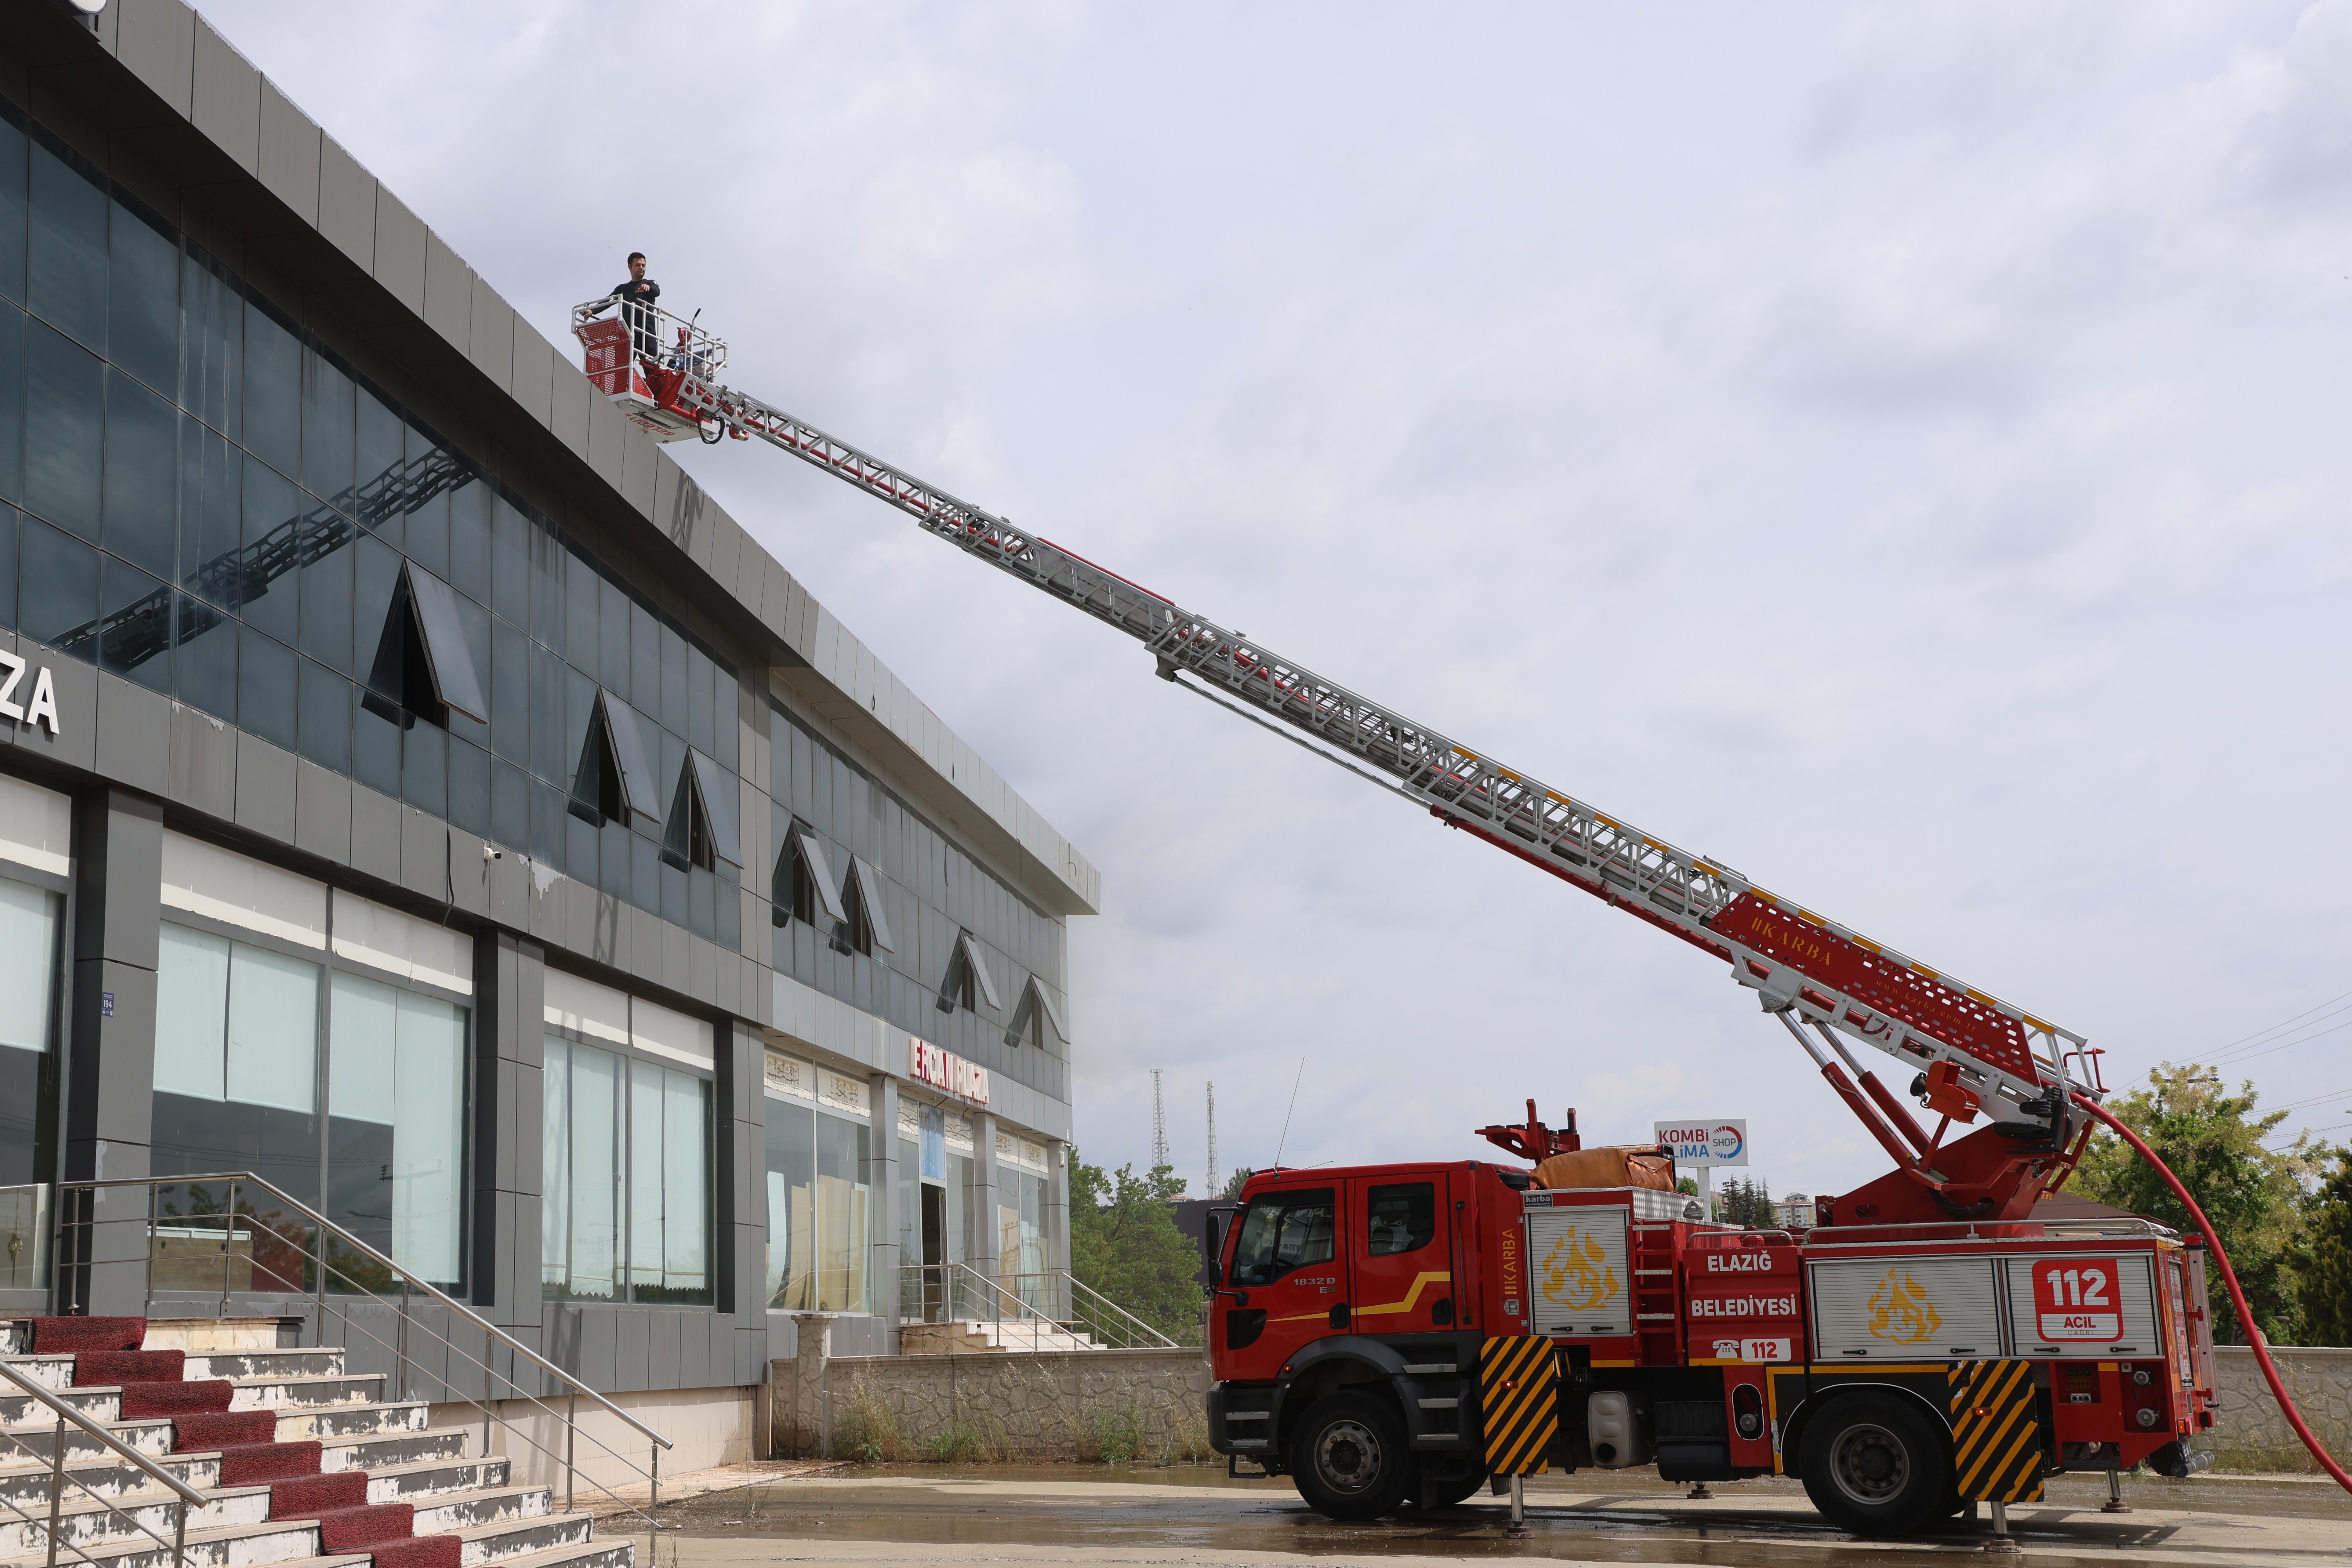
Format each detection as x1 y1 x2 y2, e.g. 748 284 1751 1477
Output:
1948 1359 2043 1503
1478 1334 1557 1476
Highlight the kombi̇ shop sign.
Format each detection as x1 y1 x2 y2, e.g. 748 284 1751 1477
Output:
1655 1118 1748 1167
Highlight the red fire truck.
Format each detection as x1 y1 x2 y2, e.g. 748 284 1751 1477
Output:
568 298 2346 1528
1201 1131 2216 1534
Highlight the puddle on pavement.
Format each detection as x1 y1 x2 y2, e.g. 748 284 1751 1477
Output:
635 1462 2352 1567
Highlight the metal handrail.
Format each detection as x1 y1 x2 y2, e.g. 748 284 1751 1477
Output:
0 1355 200 1568
0 1359 205 1506
896 1263 1180 1350
1001 1271 1180 1349
60 1173 671 1452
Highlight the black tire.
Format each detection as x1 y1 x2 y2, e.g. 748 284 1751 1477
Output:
1797 1392 1947 1538
1406 1460 1486 1512
1289 1391 1413 1521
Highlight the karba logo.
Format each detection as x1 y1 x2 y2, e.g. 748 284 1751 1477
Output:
1865 1267 1942 1345
1708 1124 1744 1161
1539 1225 1619 1313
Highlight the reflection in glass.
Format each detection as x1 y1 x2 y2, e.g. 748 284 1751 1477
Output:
327 972 466 1290
542 1036 622 1302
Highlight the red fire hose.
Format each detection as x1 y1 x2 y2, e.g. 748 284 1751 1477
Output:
2072 1093 2352 1494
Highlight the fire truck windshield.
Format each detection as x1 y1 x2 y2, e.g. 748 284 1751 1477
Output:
1229 1187 1336 1286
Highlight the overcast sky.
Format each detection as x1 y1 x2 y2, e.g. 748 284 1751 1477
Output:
197 1 2352 1202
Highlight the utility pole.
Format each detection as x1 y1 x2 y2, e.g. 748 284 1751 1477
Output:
1151 1069 1169 1169
1206 1081 1218 1196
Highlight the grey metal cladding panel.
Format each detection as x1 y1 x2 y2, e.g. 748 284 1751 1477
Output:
548 363 590 458
619 431 656 521
94 673 169 796
688 935 714 1007
316 135 376 271
678 1309 709 1389
615 1308 650 1393
115 0 196 118
652 460 679 546
469 285 516 395
660 918 687 995
167 703 234 821
406 565 490 723
232 731 296 844
577 1306 619 1388
372 189 429 316
423 232 471 352
189 16 260 174
294 759 352 866
510 319 555 429
486 850 526 929
648 1310 681 1391
399 806 445 899
628 903 658 984
255 80 320 227
350 784 401 884
584 395 627 491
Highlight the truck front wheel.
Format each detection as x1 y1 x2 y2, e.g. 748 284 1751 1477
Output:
1797 1393 1946 1538
1289 1392 1412 1521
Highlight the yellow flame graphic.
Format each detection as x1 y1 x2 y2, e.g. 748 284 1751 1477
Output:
1540 1227 1619 1313
1865 1268 1943 1344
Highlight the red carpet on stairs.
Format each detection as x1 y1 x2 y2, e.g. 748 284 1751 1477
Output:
75 1348 187 1384
33 1314 464 1568
218 1439 323 1486
29 1316 145 1353
175 1410 279 1449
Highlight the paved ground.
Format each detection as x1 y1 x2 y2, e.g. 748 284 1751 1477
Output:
609 1463 2352 1567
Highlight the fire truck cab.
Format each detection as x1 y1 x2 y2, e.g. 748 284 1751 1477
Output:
1207 1157 2218 1535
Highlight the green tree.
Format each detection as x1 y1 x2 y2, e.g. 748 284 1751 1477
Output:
2069 1063 2328 1345
1069 1149 1203 1338
1219 1167 1254 1201
2290 1148 2352 1344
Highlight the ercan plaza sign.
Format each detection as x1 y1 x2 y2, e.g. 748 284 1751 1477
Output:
1655 1119 1748 1168
909 1038 989 1105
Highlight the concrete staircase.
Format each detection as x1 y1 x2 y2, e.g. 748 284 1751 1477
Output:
898 1319 1100 1355
0 1318 633 1568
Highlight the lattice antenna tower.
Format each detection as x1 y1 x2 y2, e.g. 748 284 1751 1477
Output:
1151 1069 1169 1169
1206 1081 1218 1197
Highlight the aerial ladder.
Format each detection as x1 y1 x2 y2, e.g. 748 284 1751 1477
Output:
574 298 2350 1492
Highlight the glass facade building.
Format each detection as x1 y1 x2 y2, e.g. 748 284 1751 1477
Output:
0 0 1094 1431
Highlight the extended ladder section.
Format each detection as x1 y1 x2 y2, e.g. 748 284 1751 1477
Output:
572 303 2099 1140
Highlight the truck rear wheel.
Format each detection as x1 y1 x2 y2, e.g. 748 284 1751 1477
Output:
1289 1391 1412 1521
1797 1392 1946 1538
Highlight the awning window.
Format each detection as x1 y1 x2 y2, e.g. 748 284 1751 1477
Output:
774 824 846 927
364 562 488 727
664 748 742 873
939 929 1002 1014
572 688 661 829
843 855 895 955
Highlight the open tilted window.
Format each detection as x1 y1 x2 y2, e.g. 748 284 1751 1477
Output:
937 929 1002 1014
362 562 489 729
663 748 742 873
570 688 662 829
840 855 895 957
773 823 846 929
1003 975 1068 1050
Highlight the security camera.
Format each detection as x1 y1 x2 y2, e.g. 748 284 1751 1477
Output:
483 846 503 862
